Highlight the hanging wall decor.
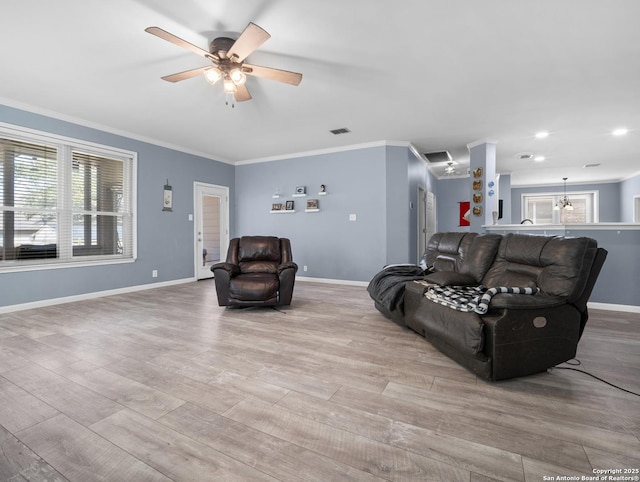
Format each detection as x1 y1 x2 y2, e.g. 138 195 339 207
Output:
459 201 470 226
163 180 173 211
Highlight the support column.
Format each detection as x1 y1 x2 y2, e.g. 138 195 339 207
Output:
467 139 497 232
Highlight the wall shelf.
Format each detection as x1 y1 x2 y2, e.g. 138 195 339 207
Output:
270 210 295 214
305 208 320 213
292 193 307 198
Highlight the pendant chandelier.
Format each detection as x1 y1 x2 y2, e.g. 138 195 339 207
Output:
554 177 574 211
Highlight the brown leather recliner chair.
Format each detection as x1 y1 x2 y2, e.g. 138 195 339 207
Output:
211 236 298 307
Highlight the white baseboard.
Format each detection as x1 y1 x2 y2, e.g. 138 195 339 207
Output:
0 278 195 314
588 302 640 314
296 276 369 287
2 277 636 315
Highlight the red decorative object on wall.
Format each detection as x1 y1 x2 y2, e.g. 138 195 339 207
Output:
459 201 470 226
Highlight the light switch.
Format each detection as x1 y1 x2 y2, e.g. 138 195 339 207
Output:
188 214 193 221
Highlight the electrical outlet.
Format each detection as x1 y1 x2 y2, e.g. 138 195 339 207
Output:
349 213 357 221
303 265 308 272
152 270 158 278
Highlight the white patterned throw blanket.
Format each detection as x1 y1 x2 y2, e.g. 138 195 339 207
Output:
424 285 539 314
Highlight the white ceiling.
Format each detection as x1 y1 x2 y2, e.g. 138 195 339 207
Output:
1 0 639 186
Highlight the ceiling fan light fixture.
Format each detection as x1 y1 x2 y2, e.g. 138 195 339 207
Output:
230 68 247 86
204 67 222 84
223 76 238 94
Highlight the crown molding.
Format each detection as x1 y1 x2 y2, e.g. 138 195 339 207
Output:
0 97 234 165
235 140 412 165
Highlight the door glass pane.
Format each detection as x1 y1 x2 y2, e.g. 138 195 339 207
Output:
201 195 221 267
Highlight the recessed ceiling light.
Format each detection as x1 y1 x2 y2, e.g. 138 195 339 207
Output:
535 131 549 139
534 156 545 162
612 127 628 136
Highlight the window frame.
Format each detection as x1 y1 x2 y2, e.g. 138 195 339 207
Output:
0 122 137 273
521 189 599 224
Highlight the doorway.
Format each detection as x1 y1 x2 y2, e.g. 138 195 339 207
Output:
194 182 229 280
417 187 436 261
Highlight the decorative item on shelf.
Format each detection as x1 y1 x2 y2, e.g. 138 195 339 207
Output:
488 181 495 188
271 203 283 211
319 184 326 195
488 189 495 197
163 179 173 212
306 199 319 212
554 177 574 210
272 188 281 198
473 167 483 178
492 211 499 225
285 200 294 210
294 186 306 196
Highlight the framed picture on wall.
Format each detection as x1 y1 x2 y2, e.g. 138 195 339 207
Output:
459 201 470 226
285 200 294 210
295 186 306 195
272 203 283 211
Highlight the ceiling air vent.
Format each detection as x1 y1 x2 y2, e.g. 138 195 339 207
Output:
518 153 534 160
583 163 601 168
424 150 452 163
330 127 351 135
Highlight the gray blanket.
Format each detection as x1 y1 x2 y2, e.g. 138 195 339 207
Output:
367 265 426 312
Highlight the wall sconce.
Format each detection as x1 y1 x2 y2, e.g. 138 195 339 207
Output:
163 179 173 212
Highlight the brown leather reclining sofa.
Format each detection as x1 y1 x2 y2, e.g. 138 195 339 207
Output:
369 232 607 380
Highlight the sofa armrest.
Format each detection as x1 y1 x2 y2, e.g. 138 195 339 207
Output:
210 262 240 277
278 261 298 274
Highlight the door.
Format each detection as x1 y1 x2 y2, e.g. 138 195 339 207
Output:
194 182 229 280
417 187 437 261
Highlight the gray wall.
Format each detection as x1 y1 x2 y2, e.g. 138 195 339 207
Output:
0 104 234 308
235 147 390 282
620 173 640 222
2 103 639 308
436 177 471 233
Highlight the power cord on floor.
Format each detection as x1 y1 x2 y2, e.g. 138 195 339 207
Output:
552 359 640 397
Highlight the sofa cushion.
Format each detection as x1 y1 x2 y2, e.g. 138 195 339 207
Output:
424 232 477 272
238 236 281 262
459 234 502 282
481 234 597 299
229 273 279 302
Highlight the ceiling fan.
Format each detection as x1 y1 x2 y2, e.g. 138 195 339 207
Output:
145 22 303 105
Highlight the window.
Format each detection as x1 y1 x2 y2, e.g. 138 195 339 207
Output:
1 124 136 270
521 191 598 224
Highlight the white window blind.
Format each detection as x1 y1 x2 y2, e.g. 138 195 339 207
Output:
1 125 136 270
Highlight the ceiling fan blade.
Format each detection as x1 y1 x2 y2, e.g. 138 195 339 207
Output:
161 66 210 83
227 23 270 62
234 84 252 102
243 63 302 86
145 26 214 60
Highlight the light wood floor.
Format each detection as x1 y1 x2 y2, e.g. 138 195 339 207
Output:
0 280 638 481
